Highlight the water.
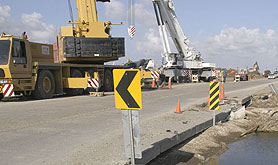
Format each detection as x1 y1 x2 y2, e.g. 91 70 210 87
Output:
210 133 278 165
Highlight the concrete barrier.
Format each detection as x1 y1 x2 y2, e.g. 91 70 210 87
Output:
135 110 231 164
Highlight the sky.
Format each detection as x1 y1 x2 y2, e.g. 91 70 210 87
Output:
0 0 278 72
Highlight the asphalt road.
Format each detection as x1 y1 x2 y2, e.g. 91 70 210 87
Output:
0 79 277 164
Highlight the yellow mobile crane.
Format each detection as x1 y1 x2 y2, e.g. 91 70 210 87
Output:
57 0 124 64
0 0 127 100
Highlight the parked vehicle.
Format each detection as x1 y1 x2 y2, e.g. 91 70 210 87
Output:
274 71 278 78
234 69 248 81
268 73 276 79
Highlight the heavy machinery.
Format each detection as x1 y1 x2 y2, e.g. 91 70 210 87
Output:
235 68 249 81
249 61 259 73
124 59 162 87
57 0 124 64
0 0 126 100
248 61 260 79
152 0 216 82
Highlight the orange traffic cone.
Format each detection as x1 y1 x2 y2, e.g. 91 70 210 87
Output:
254 76 257 80
152 79 156 88
168 77 172 89
220 83 225 100
208 95 210 107
175 99 181 113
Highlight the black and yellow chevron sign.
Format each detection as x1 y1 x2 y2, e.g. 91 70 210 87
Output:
113 69 142 110
209 82 220 111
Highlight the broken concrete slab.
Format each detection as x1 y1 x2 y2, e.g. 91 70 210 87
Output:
229 106 246 121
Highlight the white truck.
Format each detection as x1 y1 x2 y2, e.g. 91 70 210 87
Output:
152 0 216 82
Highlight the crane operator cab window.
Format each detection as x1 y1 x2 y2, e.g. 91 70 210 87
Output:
12 40 27 64
0 40 10 65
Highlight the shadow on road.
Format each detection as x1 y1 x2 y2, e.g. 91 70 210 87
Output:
147 150 194 165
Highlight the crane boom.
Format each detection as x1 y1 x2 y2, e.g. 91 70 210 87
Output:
76 0 98 24
64 0 113 38
152 0 216 82
153 0 198 61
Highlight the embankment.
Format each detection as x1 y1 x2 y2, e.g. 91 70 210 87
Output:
149 90 278 165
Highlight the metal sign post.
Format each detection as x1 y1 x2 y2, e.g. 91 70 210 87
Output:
114 69 142 164
269 84 277 93
128 110 135 165
213 110 216 126
121 109 142 164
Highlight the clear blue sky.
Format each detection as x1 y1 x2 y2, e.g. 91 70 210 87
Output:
1 0 278 71
2 0 278 36
175 0 278 38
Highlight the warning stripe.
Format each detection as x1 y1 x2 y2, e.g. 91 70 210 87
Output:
153 71 159 78
210 95 219 109
151 71 159 79
88 81 93 87
183 70 191 77
2 84 15 97
212 70 218 77
209 82 220 111
3 84 11 96
88 78 99 88
128 26 136 38
211 101 219 111
210 84 219 99
210 90 219 102
92 80 97 87
9 88 14 97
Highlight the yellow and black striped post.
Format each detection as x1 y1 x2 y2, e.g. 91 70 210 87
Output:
209 81 220 126
209 81 220 111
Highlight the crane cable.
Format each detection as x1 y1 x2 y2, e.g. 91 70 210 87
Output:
128 0 136 39
67 0 74 23
132 0 135 26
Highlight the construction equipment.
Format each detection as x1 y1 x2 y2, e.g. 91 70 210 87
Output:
0 0 128 100
124 59 154 70
152 0 216 82
235 68 248 81
249 61 259 73
57 0 124 64
248 61 260 79
124 59 162 88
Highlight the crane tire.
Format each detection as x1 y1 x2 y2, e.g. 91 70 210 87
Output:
65 69 84 96
32 70 55 99
104 69 113 92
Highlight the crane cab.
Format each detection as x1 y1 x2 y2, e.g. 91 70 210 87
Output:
0 35 54 98
0 35 53 78
0 35 32 80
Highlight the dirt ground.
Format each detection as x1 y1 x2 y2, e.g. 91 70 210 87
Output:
149 90 278 165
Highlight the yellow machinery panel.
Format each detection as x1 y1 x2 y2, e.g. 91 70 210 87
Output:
60 26 74 37
30 42 54 63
